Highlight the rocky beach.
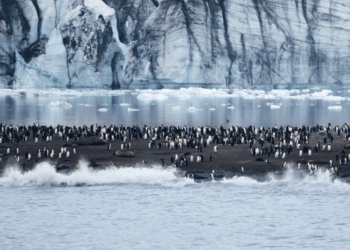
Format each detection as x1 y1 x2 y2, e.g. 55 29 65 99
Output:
1 123 350 182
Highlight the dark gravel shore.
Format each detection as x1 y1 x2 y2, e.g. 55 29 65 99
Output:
1 124 350 181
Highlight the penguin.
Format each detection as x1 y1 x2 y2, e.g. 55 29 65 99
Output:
298 162 301 169
330 160 333 167
308 149 312 156
59 152 62 159
275 151 279 158
6 148 10 154
73 148 76 154
161 158 165 167
66 151 70 158
282 152 286 159
175 154 178 161
197 156 201 162
121 144 124 150
16 148 19 154
50 150 54 158
210 154 214 161
214 146 218 152
283 161 287 168
190 155 194 162
38 149 41 159
299 150 302 157
211 170 215 180
108 143 111 150
327 144 331 152
16 155 20 162
27 154 31 160
241 166 244 172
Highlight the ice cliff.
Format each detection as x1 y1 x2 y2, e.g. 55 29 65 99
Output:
0 0 350 89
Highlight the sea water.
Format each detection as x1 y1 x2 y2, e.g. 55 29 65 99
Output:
1 87 350 249
0 164 349 249
0 88 350 127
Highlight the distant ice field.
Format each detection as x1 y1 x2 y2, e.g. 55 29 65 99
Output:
1 87 350 127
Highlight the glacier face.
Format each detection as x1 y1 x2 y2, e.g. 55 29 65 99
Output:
1 0 350 88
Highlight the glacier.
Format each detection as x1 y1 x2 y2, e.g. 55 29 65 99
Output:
0 0 350 89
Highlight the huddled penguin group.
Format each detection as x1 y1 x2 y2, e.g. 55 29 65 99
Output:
0 122 350 178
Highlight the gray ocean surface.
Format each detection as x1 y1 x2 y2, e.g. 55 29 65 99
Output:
1 87 350 249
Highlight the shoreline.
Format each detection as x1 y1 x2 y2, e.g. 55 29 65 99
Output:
1 123 350 181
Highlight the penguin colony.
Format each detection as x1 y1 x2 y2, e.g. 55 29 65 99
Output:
0 123 349 179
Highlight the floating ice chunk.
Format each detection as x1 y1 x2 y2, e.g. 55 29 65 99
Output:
120 103 130 106
172 106 181 110
310 103 315 106
187 107 203 112
270 105 281 109
221 104 226 106
227 106 235 109
128 108 140 112
137 93 169 101
98 108 108 112
328 106 342 110
49 101 73 108
85 104 93 107
209 108 216 111
257 105 262 108
266 103 271 106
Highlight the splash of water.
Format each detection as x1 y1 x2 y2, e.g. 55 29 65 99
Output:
0 161 192 187
0 161 348 189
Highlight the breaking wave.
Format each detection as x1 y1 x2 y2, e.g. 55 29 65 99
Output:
0 162 348 190
0 162 192 188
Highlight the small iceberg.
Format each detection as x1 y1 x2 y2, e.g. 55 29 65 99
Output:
128 108 140 112
270 104 281 109
328 106 342 110
98 108 108 112
49 101 73 109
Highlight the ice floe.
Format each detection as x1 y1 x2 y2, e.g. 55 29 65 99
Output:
270 104 282 109
49 101 72 108
328 106 342 110
128 108 140 112
97 108 108 112
187 107 203 112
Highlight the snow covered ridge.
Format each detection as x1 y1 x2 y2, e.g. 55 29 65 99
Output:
2 1 350 88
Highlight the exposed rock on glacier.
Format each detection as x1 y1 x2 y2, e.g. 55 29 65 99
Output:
1 0 350 88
